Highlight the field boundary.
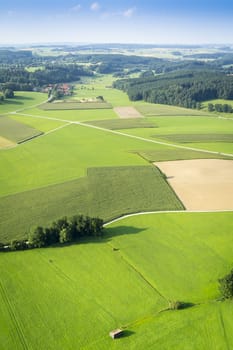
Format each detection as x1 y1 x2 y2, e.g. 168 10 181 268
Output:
10 111 233 158
104 210 233 226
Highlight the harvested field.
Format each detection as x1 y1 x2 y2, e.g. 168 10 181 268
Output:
0 136 16 149
154 159 233 210
114 106 143 119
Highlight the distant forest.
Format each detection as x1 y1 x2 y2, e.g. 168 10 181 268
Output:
1 48 233 107
113 70 233 109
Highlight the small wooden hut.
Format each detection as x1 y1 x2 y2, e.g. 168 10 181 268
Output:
109 329 123 339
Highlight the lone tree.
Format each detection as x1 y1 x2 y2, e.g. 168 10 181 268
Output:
219 269 233 299
3 88 14 98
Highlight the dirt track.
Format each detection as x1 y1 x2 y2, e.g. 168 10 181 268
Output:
154 159 233 210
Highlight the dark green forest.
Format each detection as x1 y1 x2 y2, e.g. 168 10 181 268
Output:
113 70 233 109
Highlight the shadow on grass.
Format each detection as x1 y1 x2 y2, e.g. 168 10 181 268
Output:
3 99 23 106
104 225 147 239
14 95 34 101
2 226 147 253
179 302 195 310
48 225 147 250
120 330 135 338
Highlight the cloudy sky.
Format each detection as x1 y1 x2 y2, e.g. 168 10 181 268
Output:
1 0 233 44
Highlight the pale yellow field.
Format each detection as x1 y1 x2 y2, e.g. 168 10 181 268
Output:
0 136 16 149
114 106 143 118
155 159 233 210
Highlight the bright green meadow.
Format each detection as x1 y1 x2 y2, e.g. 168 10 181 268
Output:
0 212 233 349
0 78 233 350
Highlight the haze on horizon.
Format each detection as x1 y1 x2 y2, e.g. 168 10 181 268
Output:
0 0 233 45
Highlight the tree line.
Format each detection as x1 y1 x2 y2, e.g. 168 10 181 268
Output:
0 215 104 252
208 103 233 113
0 64 93 93
113 70 233 109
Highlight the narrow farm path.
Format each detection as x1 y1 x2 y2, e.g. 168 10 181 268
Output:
11 111 233 158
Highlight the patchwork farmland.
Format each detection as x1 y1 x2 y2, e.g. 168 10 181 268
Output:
0 73 233 350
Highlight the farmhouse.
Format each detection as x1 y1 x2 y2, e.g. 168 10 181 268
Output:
109 329 123 339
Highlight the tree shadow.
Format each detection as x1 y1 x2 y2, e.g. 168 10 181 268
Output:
179 302 195 310
48 225 147 249
14 95 34 101
3 99 23 105
104 225 147 239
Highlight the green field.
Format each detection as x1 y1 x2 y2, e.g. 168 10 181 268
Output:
135 103 211 117
85 118 157 130
40 101 112 110
137 148 231 162
119 116 233 154
0 79 233 350
0 123 172 197
0 116 42 143
0 91 46 114
0 166 183 242
152 133 233 143
22 107 118 122
0 212 233 349
10 114 68 133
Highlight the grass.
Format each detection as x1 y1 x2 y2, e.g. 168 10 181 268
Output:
0 212 233 349
74 76 134 107
10 114 68 133
152 133 233 143
202 99 233 118
0 240 166 350
123 116 233 137
1 80 233 350
0 166 184 242
137 149 232 162
84 118 157 130
135 103 212 117
0 91 46 114
40 101 113 110
107 212 233 302
0 123 173 197
120 116 233 154
0 116 42 143
23 107 118 122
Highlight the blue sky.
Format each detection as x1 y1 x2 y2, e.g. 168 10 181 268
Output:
1 0 233 44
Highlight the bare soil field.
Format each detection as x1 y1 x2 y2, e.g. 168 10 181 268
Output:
114 106 143 119
0 136 16 149
154 159 233 210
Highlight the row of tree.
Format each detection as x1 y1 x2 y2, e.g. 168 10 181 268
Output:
0 215 104 252
208 103 233 113
113 70 233 109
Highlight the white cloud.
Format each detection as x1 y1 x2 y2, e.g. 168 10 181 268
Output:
90 2 100 11
71 4 82 12
123 7 136 18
